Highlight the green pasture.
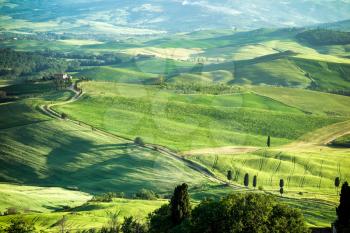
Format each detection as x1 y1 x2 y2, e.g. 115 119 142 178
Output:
55 82 343 151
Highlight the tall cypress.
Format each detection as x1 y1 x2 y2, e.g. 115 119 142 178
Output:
336 181 350 232
170 183 191 225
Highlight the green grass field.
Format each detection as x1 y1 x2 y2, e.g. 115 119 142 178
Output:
75 66 158 83
0 84 210 195
0 183 91 213
0 197 167 231
55 82 346 151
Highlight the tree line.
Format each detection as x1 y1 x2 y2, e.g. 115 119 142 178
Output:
0 49 78 80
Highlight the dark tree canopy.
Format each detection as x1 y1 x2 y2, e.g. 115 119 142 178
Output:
280 187 284 196
335 177 341 188
189 193 309 233
279 179 285 188
121 216 147 233
5 217 35 233
227 170 233 181
170 183 191 225
148 187 309 233
244 173 249 187
253 175 257 188
336 181 350 232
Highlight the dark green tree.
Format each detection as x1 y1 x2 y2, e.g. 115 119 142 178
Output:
267 136 271 147
244 173 249 187
189 193 309 233
148 204 172 233
170 183 191 225
121 217 147 233
269 204 309 233
279 179 284 189
335 177 341 194
134 137 145 146
227 170 232 181
5 217 35 233
336 181 350 233
253 175 257 189
279 179 285 196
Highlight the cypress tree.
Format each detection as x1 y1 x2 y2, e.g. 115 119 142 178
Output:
335 177 340 194
279 179 284 188
170 183 191 225
267 136 271 147
280 187 284 196
227 170 233 181
253 175 257 189
244 173 249 187
336 181 350 232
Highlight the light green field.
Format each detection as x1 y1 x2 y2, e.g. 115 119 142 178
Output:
76 66 158 83
54 82 345 151
0 184 91 213
168 70 233 83
251 86 350 116
0 197 167 231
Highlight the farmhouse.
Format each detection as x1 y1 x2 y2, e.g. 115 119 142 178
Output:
54 73 72 81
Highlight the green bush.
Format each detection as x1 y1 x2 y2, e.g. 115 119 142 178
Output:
4 217 35 233
148 190 309 233
134 137 145 146
135 189 158 200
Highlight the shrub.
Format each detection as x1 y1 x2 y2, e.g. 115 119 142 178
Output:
91 192 115 202
4 207 19 215
134 137 145 146
135 189 158 200
61 112 68 119
121 216 147 233
4 217 35 233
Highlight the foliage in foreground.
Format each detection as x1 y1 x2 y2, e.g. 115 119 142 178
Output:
335 182 350 233
148 184 309 233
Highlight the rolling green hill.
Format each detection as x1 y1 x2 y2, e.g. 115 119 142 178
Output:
55 82 346 151
0 84 210 195
75 66 158 83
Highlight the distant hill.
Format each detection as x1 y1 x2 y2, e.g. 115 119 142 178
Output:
1 0 350 34
296 29 350 46
314 19 350 32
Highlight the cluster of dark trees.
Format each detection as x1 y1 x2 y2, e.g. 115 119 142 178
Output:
39 50 124 66
147 183 309 233
90 189 159 202
163 82 240 95
296 29 350 46
0 49 127 81
0 49 78 80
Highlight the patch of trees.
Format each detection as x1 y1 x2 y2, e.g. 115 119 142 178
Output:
162 82 241 95
147 183 309 233
90 189 158 203
0 49 78 80
39 50 124 66
296 29 350 46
